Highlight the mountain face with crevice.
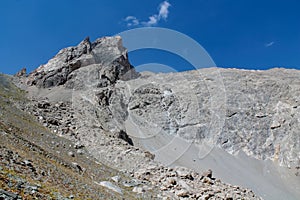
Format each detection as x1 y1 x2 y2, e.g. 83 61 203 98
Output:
2 35 300 199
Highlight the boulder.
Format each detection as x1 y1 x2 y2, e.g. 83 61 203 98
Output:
96 181 122 194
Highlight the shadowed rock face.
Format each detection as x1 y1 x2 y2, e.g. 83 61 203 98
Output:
27 36 138 88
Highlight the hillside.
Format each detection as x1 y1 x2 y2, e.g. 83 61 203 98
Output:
1 35 299 199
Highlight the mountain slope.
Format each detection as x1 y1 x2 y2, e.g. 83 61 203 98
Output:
0 74 156 199
4 35 300 199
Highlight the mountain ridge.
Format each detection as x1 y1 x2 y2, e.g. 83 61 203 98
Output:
3 35 300 199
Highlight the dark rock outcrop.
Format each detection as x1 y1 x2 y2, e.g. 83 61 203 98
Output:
14 68 27 77
27 36 138 88
118 130 134 146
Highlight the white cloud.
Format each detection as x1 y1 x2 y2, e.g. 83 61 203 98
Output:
143 15 159 26
265 41 275 47
124 16 140 27
124 1 171 27
158 1 171 20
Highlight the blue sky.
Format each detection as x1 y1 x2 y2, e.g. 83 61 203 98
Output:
0 0 300 74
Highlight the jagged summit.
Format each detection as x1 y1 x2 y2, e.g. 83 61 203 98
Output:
27 36 138 88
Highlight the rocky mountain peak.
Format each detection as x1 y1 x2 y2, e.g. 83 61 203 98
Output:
27 36 138 88
7 35 299 199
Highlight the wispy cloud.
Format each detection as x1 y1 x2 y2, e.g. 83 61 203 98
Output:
124 16 140 27
124 1 171 27
143 15 159 26
265 41 275 47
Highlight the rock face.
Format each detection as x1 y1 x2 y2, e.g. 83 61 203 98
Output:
5 72 262 199
14 67 27 77
27 36 138 88
0 74 156 200
219 69 300 167
16 35 300 199
116 68 300 168
25 36 140 149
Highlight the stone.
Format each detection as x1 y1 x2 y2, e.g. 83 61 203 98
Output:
15 67 27 77
96 181 122 194
175 189 189 197
74 141 84 149
167 178 177 186
25 185 39 194
76 149 84 155
202 169 212 179
201 193 214 200
202 177 213 184
111 176 121 183
270 121 281 129
160 186 168 191
132 186 145 193
144 151 155 160
68 151 75 157
47 118 60 126
37 101 50 109
122 179 141 187
175 167 193 180
71 162 83 172
177 180 191 190
23 160 32 166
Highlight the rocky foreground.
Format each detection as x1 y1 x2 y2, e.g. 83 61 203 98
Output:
1 35 299 199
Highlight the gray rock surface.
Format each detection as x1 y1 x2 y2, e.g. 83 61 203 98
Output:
16 35 300 199
96 181 123 195
119 68 300 168
27 36 138 88
0 74 157 200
